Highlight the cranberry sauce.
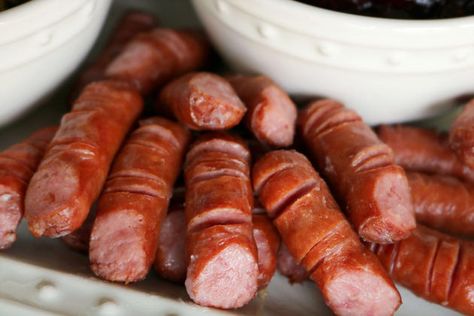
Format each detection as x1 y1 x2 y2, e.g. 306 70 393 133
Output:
293 0 474 19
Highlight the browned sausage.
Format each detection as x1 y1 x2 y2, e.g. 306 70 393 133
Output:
75 10 157 91
25 80 143 238
253 150 401 316
154 188 187 283
105 28 209 94
378 125 474 182
184 133 258 309
370 225 474 315
299 99 415 244
61 208 95 253
450 99 474 169
0 127 57 249
159 72 246 131
277 243 308 284
89 117 189 283
408 171 474 237
154 202 278 287
227 75 297 147
252 214 280 289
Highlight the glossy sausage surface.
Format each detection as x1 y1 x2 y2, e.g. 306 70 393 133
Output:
378 125 474 182
154 188 187 283
409 171 474 237
299 99 415 244
0 127 57 248
277 243 308 284
106 28 209 94
159 72 246 131
371 225 474 316
25 80 143 238
227 75 297 147
253 150 401 316
252 213 280 289
75 10 157 91
89 117 189 283
184 133 258 309
450 99 474 169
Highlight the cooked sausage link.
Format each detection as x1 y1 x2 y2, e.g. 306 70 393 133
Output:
89 117 189 283
252 214 280 289
227 75 297 147
371 225 474 315
159 72 246 130
378 125 474 182
450 99 474 170
299 99 415 244
184 133 258 309
61 208 94 253
253 150 401 316
408 172 474 237
106 28 209 94
154 188 187 283
75 10 157 92
0 127 57 249
25 80 143 238
277 243 308 283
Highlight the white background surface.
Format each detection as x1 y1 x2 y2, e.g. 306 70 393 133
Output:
0 0 464 315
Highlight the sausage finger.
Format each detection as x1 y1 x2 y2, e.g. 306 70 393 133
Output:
253 150 401 316
184 133 258 309
299 99 415 244
105 28 209 94
378 125 474 182
75 10 157 92
450 99 474 169
0 126 57 248
89 117 189 283
227 75 297 147
25 80 143 238
159 72 246 130
408 171 474 237
252 213 280 289
371 225 474 315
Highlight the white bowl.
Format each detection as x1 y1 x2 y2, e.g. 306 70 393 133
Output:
0 0 112 127
192 0 474 124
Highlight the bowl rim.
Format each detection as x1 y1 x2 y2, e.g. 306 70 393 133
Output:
0 0 89 45
215 0 474 47
268 0 474 27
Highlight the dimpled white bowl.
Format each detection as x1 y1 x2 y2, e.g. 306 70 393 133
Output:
0 0 112 127
192 0 474 124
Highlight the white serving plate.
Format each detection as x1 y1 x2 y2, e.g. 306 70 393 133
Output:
0 0 464 315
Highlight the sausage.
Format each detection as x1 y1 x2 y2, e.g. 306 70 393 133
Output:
277 243 308 284
105 28 209 94
0 127 57 249
184 133 258 309
252 214 280 289
75 10 157 91
25 80 143 238
154 188 187 283
370 225 474 315
450 99 474 169
159 72 246 130
89 117 189 283
408 171 474 237
378 125 474 182
154 201 278 287
227 75 297 147
61 207 95 253
253 150 401 316
299 99 415 244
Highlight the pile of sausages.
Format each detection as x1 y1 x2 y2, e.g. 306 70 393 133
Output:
2 9 474 316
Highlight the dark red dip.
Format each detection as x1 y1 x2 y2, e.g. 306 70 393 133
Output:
293 0 474 19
